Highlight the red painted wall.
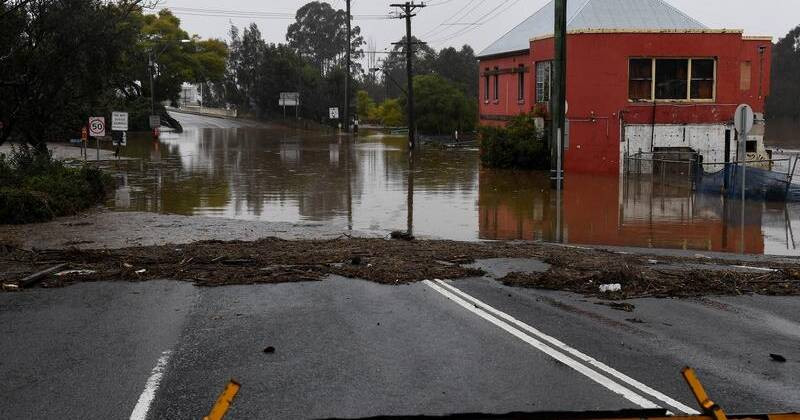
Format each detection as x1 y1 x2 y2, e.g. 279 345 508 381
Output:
478 53 532 126
478 32 773 174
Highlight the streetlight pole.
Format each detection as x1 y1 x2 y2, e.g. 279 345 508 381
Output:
149 51 156 115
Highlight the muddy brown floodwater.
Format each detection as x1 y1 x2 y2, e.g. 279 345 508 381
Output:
95 113 800 256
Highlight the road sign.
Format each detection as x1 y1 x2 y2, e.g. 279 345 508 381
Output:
112 131 127 146
279 98 299 107
111 112 129 131
81 127 88 140
329 107 339 119
734 104 754 136
88 117 105 137
149 115 161 129
280 92 300 100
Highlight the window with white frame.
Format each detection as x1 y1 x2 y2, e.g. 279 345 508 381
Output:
535 61 551 103
628 58 716 101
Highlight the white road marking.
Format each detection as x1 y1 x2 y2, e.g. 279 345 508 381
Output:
130 350 172 420
432 280 699 414
423 280 659 410
425 279 700 415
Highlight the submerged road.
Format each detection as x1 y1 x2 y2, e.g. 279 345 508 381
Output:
167 110 268 129
1 272 798 419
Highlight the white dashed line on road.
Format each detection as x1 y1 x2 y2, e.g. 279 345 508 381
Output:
130 350 172 420
424 279 700 415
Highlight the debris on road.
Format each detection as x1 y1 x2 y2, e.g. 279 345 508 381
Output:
55 269 97 277
263 346 275 354
3 238 800 300
769 353 787 362
2 283 19 291
599 283 622 293
389 231 414 241
19 263 68 288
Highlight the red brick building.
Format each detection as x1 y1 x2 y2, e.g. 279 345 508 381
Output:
477 0 773 174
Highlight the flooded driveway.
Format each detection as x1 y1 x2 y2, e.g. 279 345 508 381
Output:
108 112 800 256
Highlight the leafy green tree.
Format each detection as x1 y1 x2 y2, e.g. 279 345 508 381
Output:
411 74 476 135
286 1 364 74
356 90 375 120
0 0 147 147
378 99 405 127
0 2 228 145
767 26 800 119
433 45 478 99
226 23 347 122
139 10 227 105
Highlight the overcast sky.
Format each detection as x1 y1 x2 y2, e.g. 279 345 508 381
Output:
154 0 799 56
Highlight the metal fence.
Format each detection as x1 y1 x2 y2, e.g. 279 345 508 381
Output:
624 150 698 189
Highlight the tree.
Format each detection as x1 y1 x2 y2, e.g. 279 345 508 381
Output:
382 36 436 98
0 0 149 147
411 74 476 135
374 99 405 127
767 26 800 119
139 10 228 105
434 45 478 99
286 1 364 74
225 23 345 121
0 2 228 145
356 90 375 120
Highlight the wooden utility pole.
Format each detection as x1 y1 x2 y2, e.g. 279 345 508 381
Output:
391 2 426 150
551 0 567 186
344 0 352 133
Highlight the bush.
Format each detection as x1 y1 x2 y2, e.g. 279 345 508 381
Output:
479 113 549 169
0 145 113 224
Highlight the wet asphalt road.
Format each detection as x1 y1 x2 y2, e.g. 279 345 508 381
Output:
1 272 798 419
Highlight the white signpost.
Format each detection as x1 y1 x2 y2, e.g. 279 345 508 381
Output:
734 104 754 136
280 92 300 119
279 92 300 107
734 103 755 253
88 117 106 137
111 112 129 132
88 117 105 161
329 107 339 120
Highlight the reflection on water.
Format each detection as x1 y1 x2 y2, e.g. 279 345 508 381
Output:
111 123 800 256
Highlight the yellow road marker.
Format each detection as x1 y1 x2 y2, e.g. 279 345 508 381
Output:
204 379 241 420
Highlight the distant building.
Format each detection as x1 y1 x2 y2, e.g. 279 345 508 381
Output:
477 0 773 174
179 82 202 108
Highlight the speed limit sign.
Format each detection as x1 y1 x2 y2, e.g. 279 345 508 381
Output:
88 117 106 137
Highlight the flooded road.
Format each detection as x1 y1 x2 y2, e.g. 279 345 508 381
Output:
108 112 800 256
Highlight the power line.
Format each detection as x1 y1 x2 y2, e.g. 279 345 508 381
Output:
418 0 479 38
151 6 392 21
427 0 524 45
